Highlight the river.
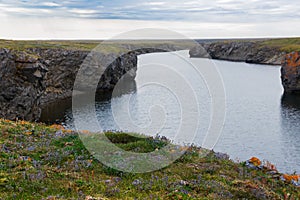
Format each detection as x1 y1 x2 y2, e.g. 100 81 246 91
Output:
41 50 300 173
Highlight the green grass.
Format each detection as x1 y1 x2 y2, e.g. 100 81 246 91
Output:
0 40 99 51
208 37 300 53
0 119 299 199
260 38 300 52
0 39 195 54
1 38 300 54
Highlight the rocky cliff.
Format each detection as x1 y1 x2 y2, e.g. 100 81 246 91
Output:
0 49 48 120
190 41 285 65
281 52 300 93
0 48 140 121
0 46 182 121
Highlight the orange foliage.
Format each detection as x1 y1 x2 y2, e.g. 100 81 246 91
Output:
63 129 73 134
24 131 32 136
50 124 65 130
285 52 300 67
284 52 300 79
80 130 91 134
249 157 262 166
283 174 300 183
19 120 30 125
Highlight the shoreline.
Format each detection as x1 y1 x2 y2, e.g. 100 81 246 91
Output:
1 38 300 121
189 40 285 66
0 118 299 199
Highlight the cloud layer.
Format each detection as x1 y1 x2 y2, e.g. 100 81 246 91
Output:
0 0 299 39
0 0 299 22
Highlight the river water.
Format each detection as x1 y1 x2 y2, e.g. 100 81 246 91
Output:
41 50 300 173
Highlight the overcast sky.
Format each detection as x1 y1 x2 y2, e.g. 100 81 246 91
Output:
0 0 299 39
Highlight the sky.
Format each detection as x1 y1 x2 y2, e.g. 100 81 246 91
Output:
0 0 300 39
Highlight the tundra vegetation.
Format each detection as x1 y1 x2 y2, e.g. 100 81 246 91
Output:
0 119 299 199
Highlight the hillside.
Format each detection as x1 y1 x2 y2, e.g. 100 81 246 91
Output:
0 119 299 199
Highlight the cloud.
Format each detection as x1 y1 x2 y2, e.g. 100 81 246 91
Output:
41 2 61 7
0 0 299 39
0 0 299 22
70 8 98 14
144 2 166 6
1 17 300 40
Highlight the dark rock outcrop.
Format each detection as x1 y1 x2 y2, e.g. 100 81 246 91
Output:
0 48 139 121
281 52 300 93
0 49 48 120
190 41 285 65
0 45 184 121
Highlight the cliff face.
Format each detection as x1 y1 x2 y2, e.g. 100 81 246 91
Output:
0 49 48 120
190 41 285 65
32 49 139 105
281 52 300 93
0 48 138 121
0 46 182 121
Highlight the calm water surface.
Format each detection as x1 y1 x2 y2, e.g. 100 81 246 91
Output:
41 51 300 173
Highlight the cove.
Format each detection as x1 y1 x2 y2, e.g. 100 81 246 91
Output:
41 50 300 173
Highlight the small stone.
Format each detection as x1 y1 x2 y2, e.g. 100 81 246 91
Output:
180 180 188 186
33 70 42 78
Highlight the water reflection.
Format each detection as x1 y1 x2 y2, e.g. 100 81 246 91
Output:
40 77 137 124
281 93 300 110
280 93 300 173
40 98 72 123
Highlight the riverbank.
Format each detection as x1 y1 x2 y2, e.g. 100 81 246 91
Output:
190 38 300 65
0 119 299 199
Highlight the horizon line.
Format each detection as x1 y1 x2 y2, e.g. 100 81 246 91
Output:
1 36 300 41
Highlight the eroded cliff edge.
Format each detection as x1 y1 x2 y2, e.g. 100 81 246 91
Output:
281 52 300 94
190 41 285 65
0 46 181 121
0 48 138 121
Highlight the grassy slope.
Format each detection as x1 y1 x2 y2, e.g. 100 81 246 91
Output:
0 38 300 199
0 40 99 51
1 38 300 55
222 38 300 53
0 40 194 54
260 38 300 52
0 119 299 199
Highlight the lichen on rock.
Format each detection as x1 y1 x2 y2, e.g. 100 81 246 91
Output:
281 51 300 93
